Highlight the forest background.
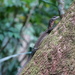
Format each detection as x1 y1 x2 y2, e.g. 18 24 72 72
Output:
0 0 73 75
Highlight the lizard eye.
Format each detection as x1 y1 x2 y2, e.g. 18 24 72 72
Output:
52 16 59 20
53 16 56 18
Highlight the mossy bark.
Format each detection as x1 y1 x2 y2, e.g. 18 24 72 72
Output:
19 1 75 75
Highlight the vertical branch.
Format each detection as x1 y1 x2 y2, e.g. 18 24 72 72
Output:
20 6 36 35
57 0 65 18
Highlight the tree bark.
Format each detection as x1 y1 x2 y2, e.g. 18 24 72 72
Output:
19 1 75 75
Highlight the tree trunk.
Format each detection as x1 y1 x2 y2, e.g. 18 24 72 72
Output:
19 1 75 75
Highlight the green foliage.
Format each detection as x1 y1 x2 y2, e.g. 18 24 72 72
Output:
4 0 22 7
65 0 73 9
0 0 73 75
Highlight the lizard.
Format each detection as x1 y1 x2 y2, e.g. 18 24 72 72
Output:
25 16 59 65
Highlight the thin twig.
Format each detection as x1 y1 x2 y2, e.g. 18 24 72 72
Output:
0 52 32 63
20 3 37 34
0 38 11 52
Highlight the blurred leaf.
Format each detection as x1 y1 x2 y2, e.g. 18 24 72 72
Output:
65 0 73 9
0 34 4 41
25 26 35 36
22 0 35 4
9 27 19 33
42 0 52 4
13 33 20 38
4 0 22 7
8 59 17 71
7 32 13 37
39 0 57 6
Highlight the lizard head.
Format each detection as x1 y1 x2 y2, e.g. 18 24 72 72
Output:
48 16 59 29
51 16 59 20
